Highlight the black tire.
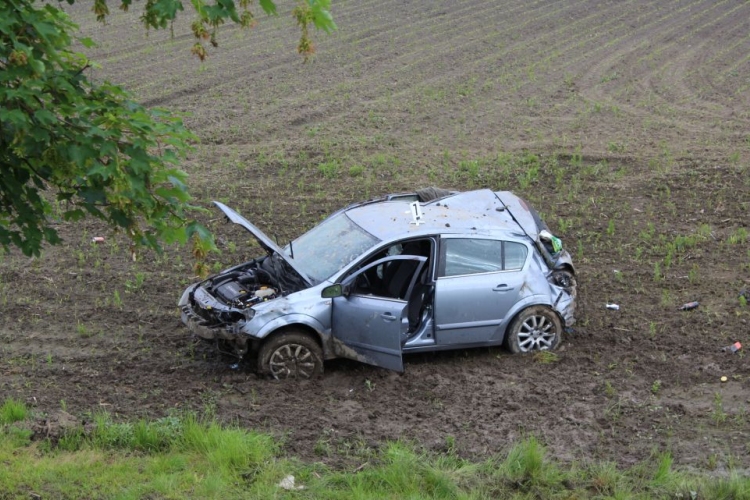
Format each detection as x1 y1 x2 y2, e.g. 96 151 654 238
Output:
505 306 562 354
258 331 323 380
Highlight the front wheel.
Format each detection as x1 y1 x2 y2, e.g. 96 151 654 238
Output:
505 306 562 354
258 331 323 380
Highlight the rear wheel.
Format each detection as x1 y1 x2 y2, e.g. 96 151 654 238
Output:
506 306 562 354
258 331 323 380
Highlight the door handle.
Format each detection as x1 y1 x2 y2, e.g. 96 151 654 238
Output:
380 312 397 322
492 284 514 292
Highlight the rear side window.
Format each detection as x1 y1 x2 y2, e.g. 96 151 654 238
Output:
440 239 527 277
504 242 528 271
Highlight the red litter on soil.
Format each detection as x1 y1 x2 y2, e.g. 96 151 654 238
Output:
721 341 742 354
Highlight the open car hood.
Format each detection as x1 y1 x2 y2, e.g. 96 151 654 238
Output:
213 201 312 287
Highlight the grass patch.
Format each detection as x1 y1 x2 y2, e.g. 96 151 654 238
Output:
1 401 749 499
0 399 28 424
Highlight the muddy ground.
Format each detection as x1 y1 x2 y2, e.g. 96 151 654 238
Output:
2 0 750 471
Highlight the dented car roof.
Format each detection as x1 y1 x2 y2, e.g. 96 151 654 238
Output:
345 189 542 241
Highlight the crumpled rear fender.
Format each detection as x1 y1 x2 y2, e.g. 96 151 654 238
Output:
490 279 576 343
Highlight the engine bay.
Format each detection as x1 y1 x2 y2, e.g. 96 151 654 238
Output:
207 264 278 309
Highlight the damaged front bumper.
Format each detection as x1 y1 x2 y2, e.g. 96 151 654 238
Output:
549 269 577 327
179 284 253 357
554 287 576 326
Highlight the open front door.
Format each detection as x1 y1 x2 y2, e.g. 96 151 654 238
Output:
329 255 427 372
331 295 406 371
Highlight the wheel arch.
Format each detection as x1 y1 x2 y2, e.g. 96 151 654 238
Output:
498 301 564 345
256 318 335 359
261 323 322 347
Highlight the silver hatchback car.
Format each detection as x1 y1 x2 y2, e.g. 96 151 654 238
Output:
178 188 576 379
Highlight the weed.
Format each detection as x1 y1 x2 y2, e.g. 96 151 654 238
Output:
0 399 28 424
314 435 332 457
588 462 623 496
606 219 615 237
711 393 727 426
458 159 481 183
444 435 457 455
604 380 617 398
688 264 700 284
76 321 92 338
125 272 146 293
660 289 671 307
651 380 662 395
728 227 748 245
605 397 623 422
318 160 340 179
532 351 558 364
500 436 563 491
653 262 663 282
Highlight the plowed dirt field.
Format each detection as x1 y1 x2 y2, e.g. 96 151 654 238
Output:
2 0 749 471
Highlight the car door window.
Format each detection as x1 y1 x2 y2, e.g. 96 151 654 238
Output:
440 239 527 277
347 255 427 300
441 239 503 277
349 239 433 298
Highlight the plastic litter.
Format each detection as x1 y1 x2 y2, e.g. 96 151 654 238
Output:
606 304 620 310
278 475 304 490
540 230 563 253
679 301 699 311
92 236 105 243
721 341 742 354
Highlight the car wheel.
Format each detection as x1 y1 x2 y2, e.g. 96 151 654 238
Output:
258 331 323 380
506 306 562 354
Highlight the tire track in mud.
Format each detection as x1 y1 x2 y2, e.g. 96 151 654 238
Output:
181 0 640 146
574 0 750 151
68 0 750 157
83 0 507 102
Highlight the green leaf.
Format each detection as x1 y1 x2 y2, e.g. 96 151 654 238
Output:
259 0 276 15
0 0 335 258
77 36 96 48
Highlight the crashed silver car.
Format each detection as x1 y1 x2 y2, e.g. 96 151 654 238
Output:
178 188 576 379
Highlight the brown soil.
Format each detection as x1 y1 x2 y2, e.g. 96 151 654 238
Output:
2 0 750 471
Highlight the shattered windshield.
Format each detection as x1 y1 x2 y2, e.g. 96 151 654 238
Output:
286 213 379 283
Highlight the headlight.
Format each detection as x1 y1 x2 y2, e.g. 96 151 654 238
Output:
177 286 193 307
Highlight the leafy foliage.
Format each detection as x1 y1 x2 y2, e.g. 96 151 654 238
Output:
106 0 336 60
0 0 335 257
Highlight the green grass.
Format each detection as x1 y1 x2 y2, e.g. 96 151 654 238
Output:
0 399 28 424
1 400 750 499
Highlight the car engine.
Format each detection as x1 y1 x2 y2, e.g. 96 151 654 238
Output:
208 268 278 309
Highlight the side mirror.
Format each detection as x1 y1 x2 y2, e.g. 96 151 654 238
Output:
321 284 343 299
